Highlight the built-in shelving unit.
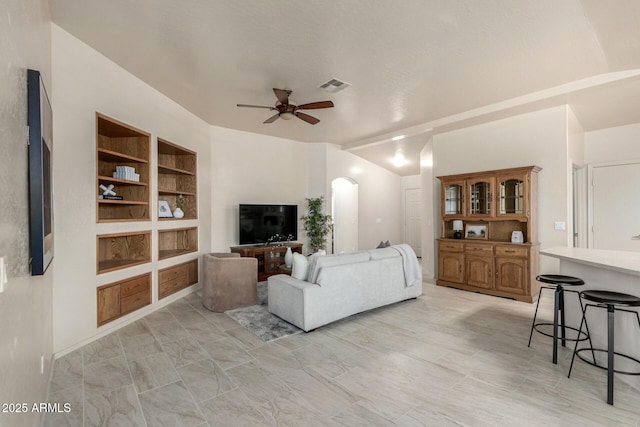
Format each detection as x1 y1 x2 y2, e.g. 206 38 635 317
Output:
97 231 151 274
94 117 200 326
96 113 150 222
158 227 198 260
157 138 197 220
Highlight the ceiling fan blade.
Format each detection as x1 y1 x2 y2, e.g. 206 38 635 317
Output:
237 104 274 109
295 112 320 125
273 88 291 105
263 113 280 124
297 101 334 110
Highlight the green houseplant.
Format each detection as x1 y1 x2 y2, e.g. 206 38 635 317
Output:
301 197 332 253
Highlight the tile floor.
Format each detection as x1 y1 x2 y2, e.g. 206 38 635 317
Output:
45 283 640 426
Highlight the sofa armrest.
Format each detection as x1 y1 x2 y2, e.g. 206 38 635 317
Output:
267 274 320 331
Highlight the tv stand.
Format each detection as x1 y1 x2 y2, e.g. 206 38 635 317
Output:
230 243 303 281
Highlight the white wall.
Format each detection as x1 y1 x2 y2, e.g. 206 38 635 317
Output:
51 25 212 353
567 107 586 247
585 122 640 163
432 105 572 273
420 139 437 280
0 1 53 425
210 126 308 252
324 144 403 251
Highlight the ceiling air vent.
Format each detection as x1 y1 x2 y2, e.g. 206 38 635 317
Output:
319 78 351 93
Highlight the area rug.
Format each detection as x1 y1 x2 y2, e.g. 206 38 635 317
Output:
225 282 302 342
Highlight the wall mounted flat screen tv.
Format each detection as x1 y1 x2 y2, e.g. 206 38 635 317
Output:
239 204 298 245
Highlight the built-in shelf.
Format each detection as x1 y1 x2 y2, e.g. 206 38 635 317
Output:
96 113 150 222
158 227 198 260
157 138 197 220
97 231 151 274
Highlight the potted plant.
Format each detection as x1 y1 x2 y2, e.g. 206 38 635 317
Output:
301 197 333 253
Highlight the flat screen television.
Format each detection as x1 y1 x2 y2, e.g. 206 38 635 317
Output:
239 204 298 245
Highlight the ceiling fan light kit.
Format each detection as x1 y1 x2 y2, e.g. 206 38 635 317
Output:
237 88 334 125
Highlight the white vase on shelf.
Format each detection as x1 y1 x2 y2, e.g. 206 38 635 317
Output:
284 246 293 268
173 207 184 219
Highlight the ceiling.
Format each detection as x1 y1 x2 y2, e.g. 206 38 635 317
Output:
49 0 640 176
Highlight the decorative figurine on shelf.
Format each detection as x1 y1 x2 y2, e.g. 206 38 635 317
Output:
173 194 188 219
100 184 116 196
98 184 123 200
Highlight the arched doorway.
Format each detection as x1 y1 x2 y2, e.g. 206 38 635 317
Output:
331 177 358 254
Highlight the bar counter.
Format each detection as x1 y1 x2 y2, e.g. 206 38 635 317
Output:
540 247 640 391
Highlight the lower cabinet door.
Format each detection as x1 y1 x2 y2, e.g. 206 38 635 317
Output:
97 285 121 326
466 256 493 289
494 257 527 295
439 252 465 284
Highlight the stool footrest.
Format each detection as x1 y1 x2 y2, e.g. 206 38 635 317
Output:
575 348 640 376
532 323 589 342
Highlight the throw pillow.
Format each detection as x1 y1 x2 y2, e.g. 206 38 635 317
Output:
385 240 391 247
291 252 309 280
376 241 386 249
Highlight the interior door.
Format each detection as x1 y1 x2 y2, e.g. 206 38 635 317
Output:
591 161 640 251
405 188 422 257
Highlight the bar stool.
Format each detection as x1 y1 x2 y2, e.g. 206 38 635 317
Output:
528 274 589 364
568 290 640 405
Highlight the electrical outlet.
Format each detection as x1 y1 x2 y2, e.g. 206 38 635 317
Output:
554 221 566 231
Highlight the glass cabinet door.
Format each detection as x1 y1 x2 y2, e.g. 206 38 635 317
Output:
442 179 465 217
468 178 493 216
496 174 526 217
444 184 463 215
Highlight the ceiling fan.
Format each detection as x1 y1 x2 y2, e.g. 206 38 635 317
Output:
237 88 334 125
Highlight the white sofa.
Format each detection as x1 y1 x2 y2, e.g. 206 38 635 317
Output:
267 244 423 331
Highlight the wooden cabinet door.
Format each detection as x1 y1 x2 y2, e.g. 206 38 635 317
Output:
441 179 466 218
466 256 493 289
97 285 121 326
495 173 528 219
467 177 495 218
494 257 527 295
438 252 465 284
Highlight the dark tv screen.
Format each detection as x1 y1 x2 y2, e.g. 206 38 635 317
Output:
239 204 298 245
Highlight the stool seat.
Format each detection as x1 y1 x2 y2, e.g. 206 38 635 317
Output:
581 290 640 306
536 274 585 286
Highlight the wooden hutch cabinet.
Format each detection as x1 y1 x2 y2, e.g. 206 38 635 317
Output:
437 166 541 303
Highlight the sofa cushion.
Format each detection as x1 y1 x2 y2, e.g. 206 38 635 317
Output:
307 251 371 284
291 252 309 280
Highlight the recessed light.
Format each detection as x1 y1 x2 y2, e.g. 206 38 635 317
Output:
392 135 405 141
392 153 407 167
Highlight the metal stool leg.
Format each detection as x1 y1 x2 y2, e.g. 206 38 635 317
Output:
552 286 561 364
559 286 567 347
568 302 588 378
528 286 545 347
607 304 615 405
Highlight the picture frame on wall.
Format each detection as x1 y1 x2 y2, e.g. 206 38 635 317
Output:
465 224 487 240
27 69 54 275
